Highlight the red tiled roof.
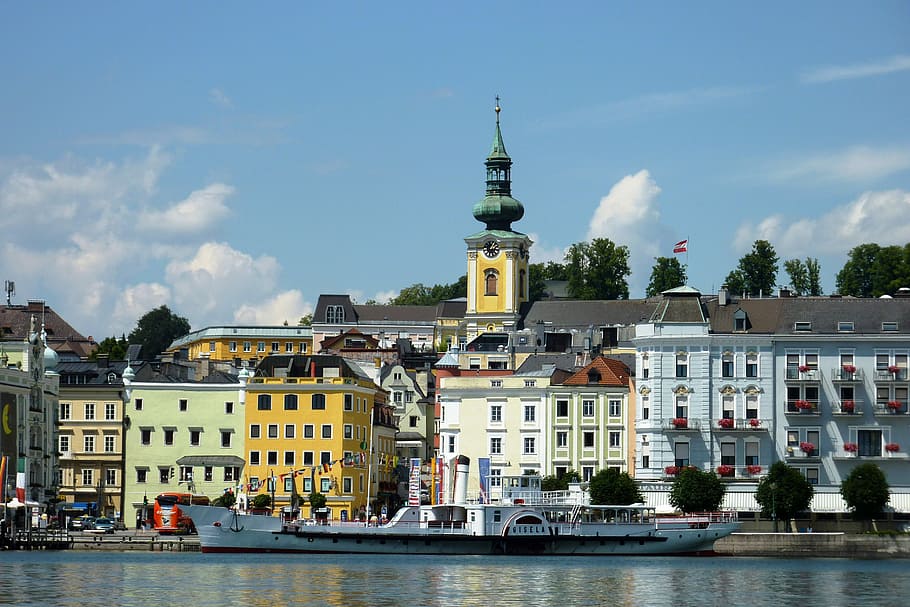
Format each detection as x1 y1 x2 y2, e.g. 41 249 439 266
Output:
560 355 630 387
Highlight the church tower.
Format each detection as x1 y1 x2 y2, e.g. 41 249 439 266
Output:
464 100 532 339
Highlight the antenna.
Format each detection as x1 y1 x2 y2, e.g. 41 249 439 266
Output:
3 281 13 306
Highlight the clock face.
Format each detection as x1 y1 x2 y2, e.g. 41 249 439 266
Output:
482 240 500 258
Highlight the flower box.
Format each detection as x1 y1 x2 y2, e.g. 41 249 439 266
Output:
716 465 735 477
888 365 900 374
885 443 900 453
798 365 811 373
746 465 762 475
672 418 688 429
800 441 816 455
665 465 680 476
843 442 858 453
842 364 856 374
841 400 855 413
795 399 812 410
717 418 734 429
888 401 902 412
748 418 761 428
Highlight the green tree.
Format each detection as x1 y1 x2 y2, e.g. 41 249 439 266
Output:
390 276 467 306
251 493 272 509
783 257 823 296
308 491 327 517
540 469 581 492
754 462 813 528
840 463 890 527
127 305 191 359
298 313 313 326
588 468 643 505
212 491 237 508
872 245 909 296
668 467 726 513
724 239 779 297
565 238 631 300
90 334 128 361
836 243 881 297
646 256 687 297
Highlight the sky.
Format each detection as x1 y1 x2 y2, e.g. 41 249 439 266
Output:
1 2 909 339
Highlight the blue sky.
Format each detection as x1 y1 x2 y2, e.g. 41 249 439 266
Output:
1 2 908 337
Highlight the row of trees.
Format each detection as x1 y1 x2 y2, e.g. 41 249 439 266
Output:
389 238 910 307
543 461 891 527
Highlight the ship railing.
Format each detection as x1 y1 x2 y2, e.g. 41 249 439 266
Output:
655 511 738 529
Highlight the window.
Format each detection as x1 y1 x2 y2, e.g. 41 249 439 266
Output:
523 405 536 423
83 435 95 453
609 431 620 448
882 322 899 332
60 403 71 420
243 341 251 352
303 477 313 493
745 442 759 466
469 357 481 370
582 399 595 417
838 321 855 332
250 424 261 439
284 451 295 466
746 352 758 378
136 469 148 483
286 342 294 353
81 469 94 486
140 429 152 445
556 431 568 448
794 321 812 332
268 424 279 439
84 403 95 420
285 424 295 439
489 469 502 487
257 341 266 353
59 435 70 454
271 341 280 353
179 399 188 412
105 403 116 420
225 401 234 414
555 399 568 417
312 394 326 410
641 354 650 379
490 405 502 423
303 452 314 466
257 394 271 411
320 478 332 493
221 431 232 448
179 466 193 482
642 455 650 468
326 305 345 323
249 451 261 466
229 341 237 352
609 400 621 417
804 467 819 486
344 424 353 439
583 431 595 448
304 424 314 439
523 437 536 454
722 394 735 419
641 395 649 420
734 310 748 332
675 394 688 419
490 379 502 388
857 429 883 457
490 437 502 454
722 352 734 378
322 424 332 439
163 429 175 445
159 468 169 484
275 393 297 411
676 352 688 378
484 269 498 296
343 477 353 494
674 442 690 467
409 415 419 428
224 467 240 482
134 398 143 411
524 380 536 388
320 451 332 465
447 435 456 454
344 394 353 411
189 430 201 446
721 442 736 466
745 394 758 419
267 451 278 466
583 467 594 482
106 469 117 486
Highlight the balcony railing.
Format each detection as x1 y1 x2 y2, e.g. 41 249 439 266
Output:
832 399 864 415
831 367 864 382
872 401 907 416
714 418 769 431
785 368 821 382
873 368 908 382
663 418 701 431
785 400 819 415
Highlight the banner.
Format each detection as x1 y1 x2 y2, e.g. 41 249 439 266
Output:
478 458 491 504
408 458 422 506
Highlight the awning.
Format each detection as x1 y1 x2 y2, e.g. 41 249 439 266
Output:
176 455 245 467
65 502 95 510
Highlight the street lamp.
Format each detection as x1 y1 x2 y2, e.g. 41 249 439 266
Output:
770 481 778 532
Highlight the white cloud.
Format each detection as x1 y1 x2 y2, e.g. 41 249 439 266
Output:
371 290 398 304
802 54 910 84
137 183 235 235
734 189 910 256
769 145 910 183
209 88 233 108
112 283 173 332
233 290 312 326
526 232 566 265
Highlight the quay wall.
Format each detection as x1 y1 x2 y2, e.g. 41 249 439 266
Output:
714 532 910 559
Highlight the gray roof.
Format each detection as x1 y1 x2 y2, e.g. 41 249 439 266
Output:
521 299 658 331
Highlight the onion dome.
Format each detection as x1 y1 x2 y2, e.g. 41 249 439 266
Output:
472 99 524 231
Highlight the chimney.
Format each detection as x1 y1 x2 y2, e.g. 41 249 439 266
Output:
718 285 728 307
779 287 791 298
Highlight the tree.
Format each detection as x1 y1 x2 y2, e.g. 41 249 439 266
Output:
540 469 581 492
390 276 467 306
754 461 813 528
565 238 631 300
872 245 909 296
528 261 570 302
127 305 190 359
723 239 779 297
668 467 726 513
588 468 643 505
212 491 237 508
840 463 890 527
298 313 313 326
783 257 823 296
90 334 128 360
836 243 881 297
251 493 272 509
646 256 687 297
308 491 327 517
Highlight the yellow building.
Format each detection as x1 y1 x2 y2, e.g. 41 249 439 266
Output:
243 354 394 521
166 325 313 366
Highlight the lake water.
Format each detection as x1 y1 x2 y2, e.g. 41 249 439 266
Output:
0 551 903 607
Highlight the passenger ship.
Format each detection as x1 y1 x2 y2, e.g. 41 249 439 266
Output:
184 457 739 555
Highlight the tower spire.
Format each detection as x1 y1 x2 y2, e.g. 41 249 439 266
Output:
473 99 523 231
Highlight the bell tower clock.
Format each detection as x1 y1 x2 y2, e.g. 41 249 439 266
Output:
464 100 532 340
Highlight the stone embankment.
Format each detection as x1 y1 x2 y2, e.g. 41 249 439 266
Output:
67 531 200 551
714 532 910 559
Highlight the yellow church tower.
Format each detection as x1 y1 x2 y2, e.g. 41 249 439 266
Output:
464 100 532 339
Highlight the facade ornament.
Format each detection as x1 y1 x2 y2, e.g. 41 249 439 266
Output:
639 386 651 395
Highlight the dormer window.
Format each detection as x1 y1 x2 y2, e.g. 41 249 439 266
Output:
837 321 855 332
794 321 812 332
588 370 601 383
326 305 345 324
733 309 749 332
882 322 898 332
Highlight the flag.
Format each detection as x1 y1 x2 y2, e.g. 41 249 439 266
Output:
673 239 688 254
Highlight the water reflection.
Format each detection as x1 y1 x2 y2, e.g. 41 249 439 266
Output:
0 552 904 607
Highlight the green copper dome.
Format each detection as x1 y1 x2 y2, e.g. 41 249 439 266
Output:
472 101 524 231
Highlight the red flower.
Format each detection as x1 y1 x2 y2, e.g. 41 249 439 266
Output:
885 443 900 453
795 400 812 410
748 418 761 428
800 441 816 455
672 418 688 429
665 465 680 475
841 400 855 412
842 364 856 374
718 418 734 429
716 465 734 477
888 401 902 411
888 365 900 373
746 465 762 475
843 442 858 453
798 365 811 373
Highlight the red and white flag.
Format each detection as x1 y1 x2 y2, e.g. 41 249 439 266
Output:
673 239 688 254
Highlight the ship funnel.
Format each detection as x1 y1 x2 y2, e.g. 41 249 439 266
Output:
453 455 470 506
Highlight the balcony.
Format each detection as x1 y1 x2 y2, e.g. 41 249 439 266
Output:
786 444 819 460
714 418 770 431
785 399 819 416
831 367 864 383
872 401 907 417
832 398 864 416
785 367 821 384
663 418 701 432
873 368 908 383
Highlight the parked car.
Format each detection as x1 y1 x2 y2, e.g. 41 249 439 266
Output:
68 516 94 531
90 517 116 534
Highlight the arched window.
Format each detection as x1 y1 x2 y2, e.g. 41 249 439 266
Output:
326 305 345 324
485 270 498 296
